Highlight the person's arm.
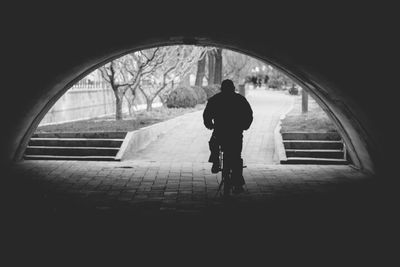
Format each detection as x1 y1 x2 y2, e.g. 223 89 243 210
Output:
203 99 214 130
242 98 253 130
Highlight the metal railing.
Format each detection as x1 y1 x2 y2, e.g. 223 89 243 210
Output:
71 80 110 89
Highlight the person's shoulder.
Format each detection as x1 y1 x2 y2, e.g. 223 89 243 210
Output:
208 92 222 102
234 93 247 101
234 92 245 98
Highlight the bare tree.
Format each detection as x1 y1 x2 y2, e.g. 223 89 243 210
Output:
124 89 137 117
222 50 260 86
214 48 223 85
302 88 309 113
195 51 207 86
99 59 132 120
99 45 209 116
207 50 216 85
138 45 207 111
123 49 161 114
99 48 164 118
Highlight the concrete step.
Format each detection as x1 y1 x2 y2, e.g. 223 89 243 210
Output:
281 132 341 141
25 146 120 157
23 155 119 161
29 138 124 148
283 140 343 149
32 132 127 139
281 157 348 165
285 149 344 159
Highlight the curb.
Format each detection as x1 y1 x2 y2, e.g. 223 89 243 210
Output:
273 97 295 163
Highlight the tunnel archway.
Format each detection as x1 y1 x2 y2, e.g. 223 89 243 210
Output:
14 37 375 175
3 6 398 262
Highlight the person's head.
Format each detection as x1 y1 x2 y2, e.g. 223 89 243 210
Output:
220 79 235 94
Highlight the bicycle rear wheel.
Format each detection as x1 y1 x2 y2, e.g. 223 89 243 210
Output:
221 152 232 195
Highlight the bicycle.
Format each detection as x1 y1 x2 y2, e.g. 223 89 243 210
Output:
215 148 246 197
215 149 229 196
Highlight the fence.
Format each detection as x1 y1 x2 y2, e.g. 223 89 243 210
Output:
71 80 110 89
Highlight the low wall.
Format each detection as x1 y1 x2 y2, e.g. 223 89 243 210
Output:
274 99 295 163
274 119 287 162
39 85 161 126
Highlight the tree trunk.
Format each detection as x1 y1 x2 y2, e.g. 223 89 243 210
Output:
126 93 136 117
158 95 167 107
302 89 309 113
195 55 206 86
207 51 215 85
214 48 223 85
146 98 153 111
126 99 132 117
115 94 123 120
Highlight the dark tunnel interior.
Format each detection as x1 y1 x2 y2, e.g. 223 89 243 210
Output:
1 3 399 264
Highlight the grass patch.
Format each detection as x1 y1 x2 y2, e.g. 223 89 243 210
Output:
280 94 337 133
36 105 205 133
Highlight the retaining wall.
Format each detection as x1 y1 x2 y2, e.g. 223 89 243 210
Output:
39 85 161 126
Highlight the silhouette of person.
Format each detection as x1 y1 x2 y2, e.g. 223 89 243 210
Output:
203 79 253 193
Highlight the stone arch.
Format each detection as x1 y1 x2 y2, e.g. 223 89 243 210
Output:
13 36 375 174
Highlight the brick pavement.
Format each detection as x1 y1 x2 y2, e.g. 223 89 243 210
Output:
6 152 391 263
10 159 372 216
6 89 380 217
4 86 396 267
6 158 396 265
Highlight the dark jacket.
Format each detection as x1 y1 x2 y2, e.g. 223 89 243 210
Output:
203 91 253 134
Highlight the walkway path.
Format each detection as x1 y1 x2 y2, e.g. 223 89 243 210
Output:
6 90 387 261
128 89 294 164
6 159 382 263
8 89 373 218
10 160 371 216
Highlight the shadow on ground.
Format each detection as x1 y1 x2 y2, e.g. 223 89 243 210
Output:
2 161 399 264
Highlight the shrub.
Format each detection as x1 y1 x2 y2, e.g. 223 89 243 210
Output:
288 85 299 95
191 86 207 104
268 79 282 89
166 86 198 108
202 84 220 99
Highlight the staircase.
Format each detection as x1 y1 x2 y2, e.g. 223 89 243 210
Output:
280 132 350 165
24 132 127 161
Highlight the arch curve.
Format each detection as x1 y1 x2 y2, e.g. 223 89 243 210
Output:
13 35 376 174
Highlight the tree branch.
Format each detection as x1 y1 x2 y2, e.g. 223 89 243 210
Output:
137 84 149 101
